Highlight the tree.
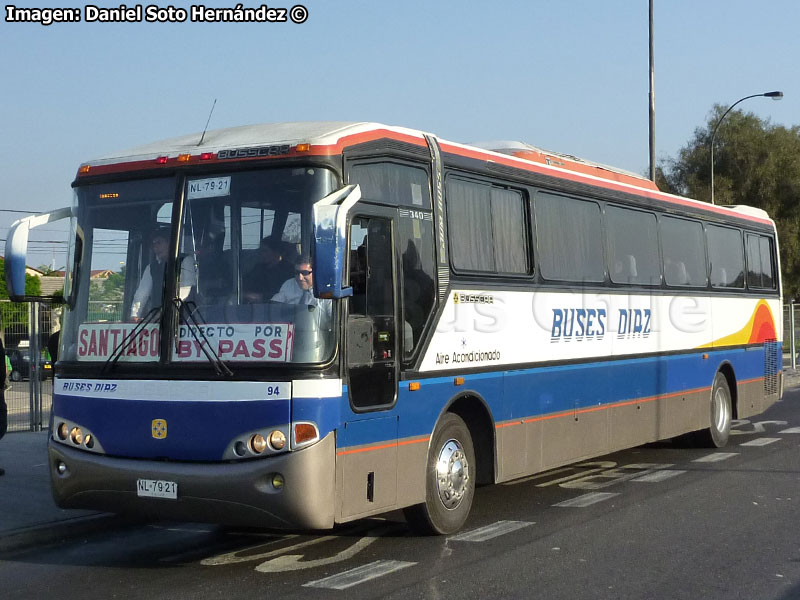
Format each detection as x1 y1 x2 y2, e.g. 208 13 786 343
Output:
0 257 43 332
659 106 800 297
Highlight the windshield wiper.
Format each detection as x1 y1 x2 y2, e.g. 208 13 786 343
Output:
173 297 234 377
101 306 161 374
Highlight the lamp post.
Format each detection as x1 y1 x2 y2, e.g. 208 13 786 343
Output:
710 90 783 205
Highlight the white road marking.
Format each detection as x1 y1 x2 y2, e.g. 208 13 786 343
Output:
730 420 788 435
202 534 331 566
632 469 687 483
559 463 672 490
303 560 416 590
501 461 616 487
554 492 619 508
779 427 800 434
255 525 402 573
740 437 780 447
693 452 738 463
448 520 533 542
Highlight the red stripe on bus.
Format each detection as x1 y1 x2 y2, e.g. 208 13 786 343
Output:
495 385 714 430
336 435 430 457
74 128 773 226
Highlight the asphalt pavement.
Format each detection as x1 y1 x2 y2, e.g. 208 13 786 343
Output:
1 368 799 555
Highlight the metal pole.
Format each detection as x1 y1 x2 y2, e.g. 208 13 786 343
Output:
648 0 656 183
710 91 784 204
789 300 797 371
31 302 41 431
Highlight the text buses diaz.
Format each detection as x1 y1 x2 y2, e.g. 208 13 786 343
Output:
5 122 782 534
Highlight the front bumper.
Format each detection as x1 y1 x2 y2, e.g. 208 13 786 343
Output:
48 432 336 530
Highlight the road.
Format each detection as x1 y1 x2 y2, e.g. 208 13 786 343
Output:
2 391 800 599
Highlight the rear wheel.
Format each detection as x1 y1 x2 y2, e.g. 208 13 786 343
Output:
10 371 21 382
694 372 732 448
404 413 475 535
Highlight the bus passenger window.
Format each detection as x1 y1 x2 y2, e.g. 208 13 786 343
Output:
399 216 436 359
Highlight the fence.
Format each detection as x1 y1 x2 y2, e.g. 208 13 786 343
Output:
784 303 799 370
2 300 58 433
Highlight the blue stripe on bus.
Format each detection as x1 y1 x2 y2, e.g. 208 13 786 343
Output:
340 346 771 450
52 345 774 460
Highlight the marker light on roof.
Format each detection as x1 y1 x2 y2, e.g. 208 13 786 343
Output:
99 193 119 199
79 165 91 174
177 154 191 162
156 156 168 164
296 143 311 152
200 152 214 160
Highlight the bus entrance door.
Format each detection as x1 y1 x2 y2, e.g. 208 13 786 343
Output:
340 214 399 518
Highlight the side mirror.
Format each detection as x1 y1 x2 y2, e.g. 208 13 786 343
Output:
5 207 73 302
312 185 361 299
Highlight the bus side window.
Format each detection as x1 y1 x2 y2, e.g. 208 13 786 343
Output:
399 217 436 360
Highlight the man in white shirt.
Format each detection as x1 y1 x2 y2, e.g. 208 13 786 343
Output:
271 255 332 320
130 228 195 320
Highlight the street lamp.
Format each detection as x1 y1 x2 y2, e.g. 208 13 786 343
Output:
710 90 783 205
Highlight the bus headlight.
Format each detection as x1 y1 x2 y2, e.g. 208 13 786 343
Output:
269 430 286 451
70 427 84 445
249 434 268 454
57 422 69 440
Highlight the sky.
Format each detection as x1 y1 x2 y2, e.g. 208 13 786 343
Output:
1 0 797 271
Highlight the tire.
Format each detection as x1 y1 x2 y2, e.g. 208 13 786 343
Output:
403 413 475 535
10 371 21 383
693 372 733 448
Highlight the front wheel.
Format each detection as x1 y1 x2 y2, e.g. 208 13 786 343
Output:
693 372 732 448
404 412 475 535
10 371 21 383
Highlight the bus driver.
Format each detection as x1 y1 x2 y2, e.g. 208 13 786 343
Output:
271 255 331 319
130 228 196 321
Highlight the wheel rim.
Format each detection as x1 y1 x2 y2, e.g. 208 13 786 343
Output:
712 386 730 432
435 438 470 510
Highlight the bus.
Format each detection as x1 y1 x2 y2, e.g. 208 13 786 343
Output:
5 122 783 535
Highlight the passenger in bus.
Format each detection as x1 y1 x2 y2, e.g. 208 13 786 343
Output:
272 255 332 318
194 231 232 302
402 240 434 348
130 228 196 320
242 236 295 303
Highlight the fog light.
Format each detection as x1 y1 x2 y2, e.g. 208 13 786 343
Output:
70 427 83 445
249 434 267 454
57 423 68 440
271 473 285 490
268 430 286 451
56 461 67 475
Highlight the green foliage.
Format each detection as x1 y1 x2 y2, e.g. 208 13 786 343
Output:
0 257 44 329
0 257 42 299
91 265 125 301
659 106 800 298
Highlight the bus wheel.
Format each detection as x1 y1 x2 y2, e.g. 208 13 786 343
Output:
695 372 732 448
10 371 21 383
404 412 475 535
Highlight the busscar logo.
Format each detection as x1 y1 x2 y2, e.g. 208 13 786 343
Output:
152 419 167 440
452 292 494 305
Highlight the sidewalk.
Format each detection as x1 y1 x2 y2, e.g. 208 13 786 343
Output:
2 369 799 555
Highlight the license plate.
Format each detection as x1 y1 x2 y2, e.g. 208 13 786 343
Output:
136 478 177 499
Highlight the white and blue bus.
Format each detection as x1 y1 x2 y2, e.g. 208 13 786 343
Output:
6 122 783 534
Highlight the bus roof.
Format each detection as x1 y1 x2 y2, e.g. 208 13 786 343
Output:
76 121 774 227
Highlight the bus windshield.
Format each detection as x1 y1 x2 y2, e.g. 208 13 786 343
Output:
60 167 338 367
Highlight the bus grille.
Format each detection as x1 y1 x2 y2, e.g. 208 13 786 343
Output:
764 339 779 396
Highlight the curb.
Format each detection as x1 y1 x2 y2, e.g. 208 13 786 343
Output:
0 513 140 555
